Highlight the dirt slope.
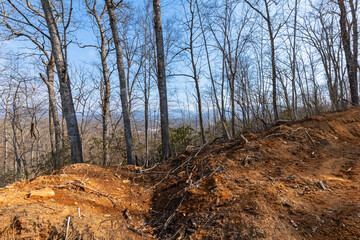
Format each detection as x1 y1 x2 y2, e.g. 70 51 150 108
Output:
1 107 360 239
0 164 156 239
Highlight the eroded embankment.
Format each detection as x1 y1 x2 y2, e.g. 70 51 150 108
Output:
1 107 360 239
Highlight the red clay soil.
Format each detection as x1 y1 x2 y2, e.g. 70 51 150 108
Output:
1 107 360 239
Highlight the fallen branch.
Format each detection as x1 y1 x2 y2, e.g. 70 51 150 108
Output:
52 184 71 189
53 181 119 207
65 216 70 240
145 143 209 192
209 137 222 145
264 133 285 139
158 164 222 236
114 172 121 179
138 171 168 174
185 165 221 193
305 130 315 145
144 171 170 193
173 142 209 173
241 134 250 144
275 119 293 125
207 165 221 178
28 170 48 182
341 98 359 106
70 181 118 206
141 163 160 172
243 155 250 166
170 226 184 239
318 181 326 190
127 227 149 237
162 193 188 231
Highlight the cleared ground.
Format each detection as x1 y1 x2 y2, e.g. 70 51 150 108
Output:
1 107 360 239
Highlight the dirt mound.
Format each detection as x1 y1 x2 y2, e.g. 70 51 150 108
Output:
1 107 360 239
0 164 155 239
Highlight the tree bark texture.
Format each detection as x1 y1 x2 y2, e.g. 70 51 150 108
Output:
41 0 83 164
100 34 111 166
85 0 112 166
40 56 62 169
264 1 278 120
153 0 172 160
104 0 134 165
338 0 359 105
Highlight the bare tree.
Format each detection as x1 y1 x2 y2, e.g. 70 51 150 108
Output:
1 0 63 169
300 1 344 110
85 0 112 165
104 0 134 165
208 0 251 136
244 0 284 120
138 0 156 166
291 0 299 119
195 0 230 140
41 0 83 163
153 0 171 160
40 56 62 168
0 79 11 174
10 83 23 178
179 0 206 144
337 0 359 105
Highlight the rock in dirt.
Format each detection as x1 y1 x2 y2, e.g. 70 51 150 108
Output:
28 187 55 198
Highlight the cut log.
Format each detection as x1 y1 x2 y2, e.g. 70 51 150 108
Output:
28 187 55 198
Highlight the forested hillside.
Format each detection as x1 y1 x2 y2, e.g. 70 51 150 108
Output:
0 0 358 181
0 0 359 238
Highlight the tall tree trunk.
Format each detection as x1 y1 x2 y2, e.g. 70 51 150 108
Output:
41 0 83 164
221 55 227 137
89 2 111 166
266 14 278 120
100 44 111 166
47 59 62 167
144 78 149 166
48 108 55 167
11 122 21 179
144 41 150 166
40 56 62 169
153 0 171 160
194 78 206 144
349 0 358 104
230 81 235 136
85 0 111 166
188 1 206 144
338 0 359 105
223 0 236 137
104 0 134 165
3 103 8 174
12 85 21 179
291 0 298 119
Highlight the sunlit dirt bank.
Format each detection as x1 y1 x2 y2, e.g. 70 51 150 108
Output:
1 107 359 239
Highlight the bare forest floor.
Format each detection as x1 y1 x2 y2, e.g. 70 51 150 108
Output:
0 107 360 239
